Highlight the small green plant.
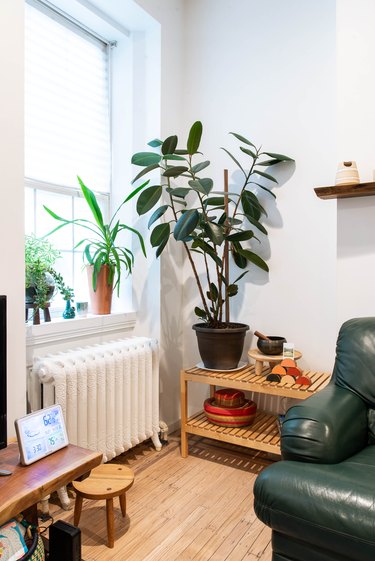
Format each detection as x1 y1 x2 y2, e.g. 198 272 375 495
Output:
51 271 74 301
25 234 74 313
44 177 146 295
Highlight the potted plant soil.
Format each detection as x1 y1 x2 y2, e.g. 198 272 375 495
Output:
130 121 294 369
44 177 146 314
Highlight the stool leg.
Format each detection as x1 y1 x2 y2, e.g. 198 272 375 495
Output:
119 492 126 517
106 498 115 548
255 360 263 376
74 494 83 527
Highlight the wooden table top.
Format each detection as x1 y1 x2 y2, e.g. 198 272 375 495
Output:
0 443 102 526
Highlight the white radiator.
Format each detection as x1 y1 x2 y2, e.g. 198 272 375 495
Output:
30 337 161 462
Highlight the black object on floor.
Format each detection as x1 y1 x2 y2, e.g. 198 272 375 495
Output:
49 520 81 561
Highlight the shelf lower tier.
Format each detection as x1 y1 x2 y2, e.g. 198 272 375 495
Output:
184 409 281 455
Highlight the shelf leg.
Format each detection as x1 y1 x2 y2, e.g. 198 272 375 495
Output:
210 385 215 398
180 370 188 458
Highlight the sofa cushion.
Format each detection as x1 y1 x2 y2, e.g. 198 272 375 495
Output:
254 446 375 561
333 317 375 408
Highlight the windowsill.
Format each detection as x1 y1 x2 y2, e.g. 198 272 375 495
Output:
26 311 137 347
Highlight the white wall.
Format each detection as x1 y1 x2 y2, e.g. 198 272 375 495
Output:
336 0 375 326
0 0 26 433
179 0 338 413
135 0 185 430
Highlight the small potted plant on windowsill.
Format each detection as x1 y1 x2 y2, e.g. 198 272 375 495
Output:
130 121 294 370
44 177 146 315
25 234 75 323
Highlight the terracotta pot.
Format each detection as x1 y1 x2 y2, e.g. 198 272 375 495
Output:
86 264 113 315
192 322 249 370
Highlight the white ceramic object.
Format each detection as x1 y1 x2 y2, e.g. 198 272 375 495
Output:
335 161 360 186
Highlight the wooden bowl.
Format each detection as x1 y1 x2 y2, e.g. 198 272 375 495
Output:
257 336 286 356
204 398 257 427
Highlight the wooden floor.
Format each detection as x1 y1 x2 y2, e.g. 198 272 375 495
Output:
46 435 273 561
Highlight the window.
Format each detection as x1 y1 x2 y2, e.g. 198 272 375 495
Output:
25 0 113 312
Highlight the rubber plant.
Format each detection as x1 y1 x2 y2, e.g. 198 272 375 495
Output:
130 121 294 330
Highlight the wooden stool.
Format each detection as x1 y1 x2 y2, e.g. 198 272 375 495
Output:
72 464 134 548
248 348 302 376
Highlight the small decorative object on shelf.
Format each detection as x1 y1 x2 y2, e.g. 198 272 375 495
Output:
335 161 360 186
256 333 286 356
203 396 257 428
248 347 302 376
214 388 245 408
266 359 312 386
76 301 88 317
62 299 75 319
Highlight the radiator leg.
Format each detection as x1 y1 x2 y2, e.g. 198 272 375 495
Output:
151 432 162 451
159 420 169 442
39 496 50 516
57 486 72 510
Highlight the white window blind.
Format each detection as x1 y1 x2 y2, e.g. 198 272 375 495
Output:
25 0 111 193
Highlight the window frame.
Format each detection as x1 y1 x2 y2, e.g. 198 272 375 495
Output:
25 0 116 317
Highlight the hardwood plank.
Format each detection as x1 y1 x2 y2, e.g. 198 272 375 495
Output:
48 435 272 561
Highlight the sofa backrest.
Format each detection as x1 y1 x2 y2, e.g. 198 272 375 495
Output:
333 317 375 408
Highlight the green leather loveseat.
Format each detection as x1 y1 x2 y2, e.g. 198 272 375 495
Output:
253 317 375 561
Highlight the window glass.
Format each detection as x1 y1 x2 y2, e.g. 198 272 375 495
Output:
25 0 112 317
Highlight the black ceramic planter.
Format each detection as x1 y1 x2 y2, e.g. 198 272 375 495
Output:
193 323 249 370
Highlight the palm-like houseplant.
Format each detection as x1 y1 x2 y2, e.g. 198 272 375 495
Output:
130 121 294 368
44 177 146 314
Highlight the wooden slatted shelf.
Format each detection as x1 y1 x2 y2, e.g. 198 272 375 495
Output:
186 410 280 455
180 363 331 457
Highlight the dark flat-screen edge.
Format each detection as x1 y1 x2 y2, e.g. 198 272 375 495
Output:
0 296 6 449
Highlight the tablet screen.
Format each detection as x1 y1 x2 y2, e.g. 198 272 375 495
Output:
15 405 69 465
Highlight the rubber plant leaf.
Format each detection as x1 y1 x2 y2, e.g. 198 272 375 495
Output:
187 121 203 155
136 185 163 215
132 164 160 185
174 209 200 241
156 236 169 257
257 159 283 167
169 187 190 198
194 306 208 320
229 132 256 148
236 247 269 272
131 152 162 166
191 160 210 174
163 166 189 178
204 222 224 246
150 223 170 248
226 230 254 242
148 205 169 228
162 135 178 155
240 146 257 159
221 147 246 176
148 138 163 147
262 152 294 161
253 169 278 183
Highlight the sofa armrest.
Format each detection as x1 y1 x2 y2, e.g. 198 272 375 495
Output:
281 384 368 463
